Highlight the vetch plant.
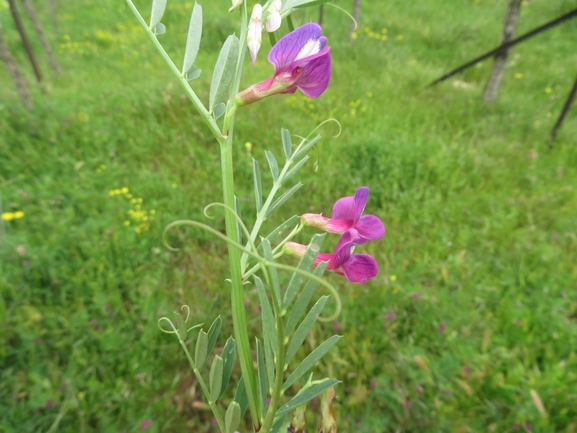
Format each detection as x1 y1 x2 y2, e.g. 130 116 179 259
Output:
124 1 384 431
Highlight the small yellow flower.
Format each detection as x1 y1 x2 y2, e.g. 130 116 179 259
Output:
124 220 130 226
125 193 133 199
381 28 387 33
545 87 552 93
514 73 524 79
390 275 397 281
121 187 129 194
131 198 138 204
14 211 24 219
351 31 358 40
150 210 156 215
245 142 253 152
171 183 177 188
2 212 15 221
396 35 403 41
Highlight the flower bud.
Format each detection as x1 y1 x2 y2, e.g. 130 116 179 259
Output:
247 4 263 64
229 0 242 12
265 0 282 32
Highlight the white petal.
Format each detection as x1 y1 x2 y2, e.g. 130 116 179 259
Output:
294 38 321 61
265 12 281 32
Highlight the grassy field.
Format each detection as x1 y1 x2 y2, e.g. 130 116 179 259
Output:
1 0 577 431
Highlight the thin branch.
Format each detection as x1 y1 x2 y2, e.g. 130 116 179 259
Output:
429 8 577 87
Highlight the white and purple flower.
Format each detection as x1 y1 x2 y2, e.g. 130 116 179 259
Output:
236 23 331 105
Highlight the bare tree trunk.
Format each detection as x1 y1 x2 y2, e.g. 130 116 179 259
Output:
484 0 522 104
7 0 43 82
551 74 577 142
350 0 361 43
47 0 58 32
21 0 61 73
0 22 32 109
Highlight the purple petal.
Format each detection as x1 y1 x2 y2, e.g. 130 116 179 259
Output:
331 187 369 222
355 215 385 243
331 196 355 220
326 218 354 233
314 252 335 268
295 50 332 98
268 23 323 74
332 229 359 267
342 254 378 283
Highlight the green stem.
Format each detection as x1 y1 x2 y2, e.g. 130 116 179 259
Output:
220 1 264 430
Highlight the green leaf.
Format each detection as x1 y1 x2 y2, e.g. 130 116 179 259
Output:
254 276 278 357
266 183 302 217
182 2 202 74
207 316 222 355
285 261 328 336
292 135 321 161
209 35 239 110
281 128 292 159
281 155 309 185
282 233 325 309
265 150 279 181
277 379 340 416
285 296 329 365
150 0 167 27
225 401 241 433
195 330 208 368
234 377 249 418
264 333 275 392
235 195 242 244
253 158 262 213
173 311 187 341
260 215 300 247
261 239 281 308
283 336 341 392
220 337 236 397
153 23 166 35
256 339 267 414
186 65 202 81
210 355 224 402
213 102 226 119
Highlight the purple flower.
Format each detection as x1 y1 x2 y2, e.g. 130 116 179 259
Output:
140 420 152 430
236 23 331 106
302 187 384 245
284 229 378 284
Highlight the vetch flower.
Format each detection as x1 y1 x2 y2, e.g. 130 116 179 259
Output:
236 23 331 106
247 4 263 65
302 186 384 244
284 229 378 283
265 0 282 32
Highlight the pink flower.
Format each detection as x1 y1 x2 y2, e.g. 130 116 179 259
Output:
301 187 384 245
236 23 331 106
284 229 378 284
140 420 152 430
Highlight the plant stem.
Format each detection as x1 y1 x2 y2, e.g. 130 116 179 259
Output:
220 1 264 430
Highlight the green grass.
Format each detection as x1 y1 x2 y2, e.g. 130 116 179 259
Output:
1 0 577 431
